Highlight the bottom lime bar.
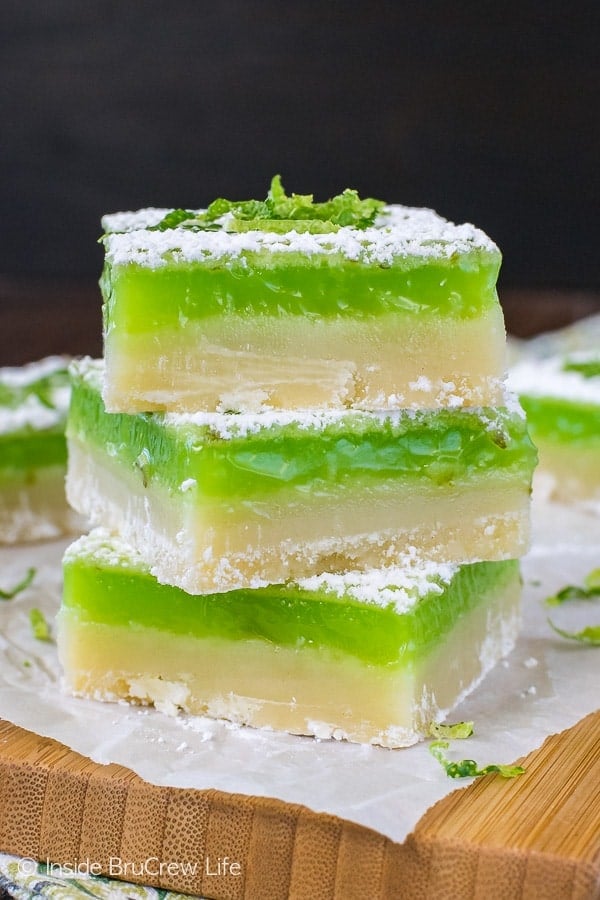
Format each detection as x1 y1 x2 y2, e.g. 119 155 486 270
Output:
58 530 521 748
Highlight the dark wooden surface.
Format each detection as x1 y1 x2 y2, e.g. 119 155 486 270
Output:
1 276 599 366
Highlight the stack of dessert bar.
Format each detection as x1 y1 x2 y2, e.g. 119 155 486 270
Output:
58 182 536 747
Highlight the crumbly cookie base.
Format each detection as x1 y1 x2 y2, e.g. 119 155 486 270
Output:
0 466 84 544
66 438 531 593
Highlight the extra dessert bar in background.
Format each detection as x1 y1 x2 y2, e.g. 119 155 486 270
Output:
0 357 82 543
509 349 600 507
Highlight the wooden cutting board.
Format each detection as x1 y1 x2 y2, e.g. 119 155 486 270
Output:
0 712 598 900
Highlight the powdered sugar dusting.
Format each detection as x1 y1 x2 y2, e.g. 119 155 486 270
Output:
68 528 459 613
103 204 499 270
297 551 458 612
0 356 69 388
0 356 71 436
101 208 202 233
164 401 524 440
166 406 413 437
0 394 65 436
508 352 600 404
71 356 104 385
63 527 139 570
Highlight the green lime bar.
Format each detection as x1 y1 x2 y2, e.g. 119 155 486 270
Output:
58 528 521 748
0 357 82 543
66 358 536 593
101 179 506 413
509 351 600 506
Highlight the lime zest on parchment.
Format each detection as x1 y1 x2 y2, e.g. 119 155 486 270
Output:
429 740 526 780
0 567 36 600
429 720 474 740
428 720 525 780
545 568 600 645
29 607 52 642
562 358 600 379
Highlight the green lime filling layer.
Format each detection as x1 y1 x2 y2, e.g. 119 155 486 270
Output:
0 431 67 482
101 254 500 336
0 366 69 479
67 365 537 499
62 542 519 667
520 396 600 446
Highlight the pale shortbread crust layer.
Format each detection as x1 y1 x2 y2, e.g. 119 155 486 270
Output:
103 310 506 413
66 438 531 593
57 569 520 748
0 465 83 544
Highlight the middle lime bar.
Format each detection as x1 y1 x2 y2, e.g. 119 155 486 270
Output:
66 358 537 594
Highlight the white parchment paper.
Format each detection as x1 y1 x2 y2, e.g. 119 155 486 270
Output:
0 498 598 846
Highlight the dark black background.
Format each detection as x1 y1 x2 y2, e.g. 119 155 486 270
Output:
2 1 599 288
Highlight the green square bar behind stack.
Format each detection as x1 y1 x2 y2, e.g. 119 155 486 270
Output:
59 179 536 747
0 357 81 544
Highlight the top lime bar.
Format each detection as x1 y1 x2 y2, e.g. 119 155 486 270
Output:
101 177 506 413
